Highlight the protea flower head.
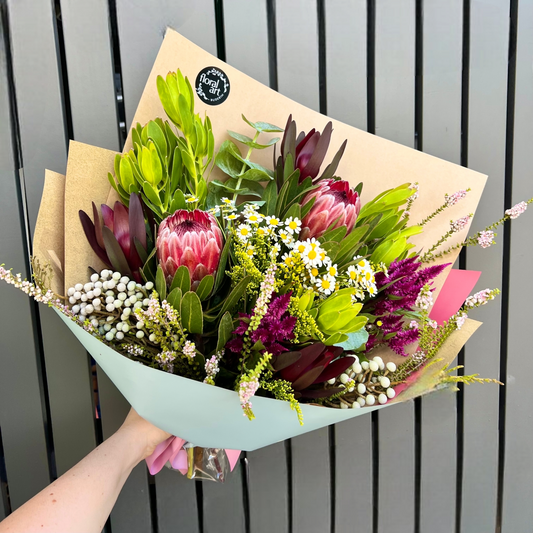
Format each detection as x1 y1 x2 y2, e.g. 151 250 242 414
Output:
279 115 347 184
299 179 361 240
273 342 355 399
157 209 223 287
79 193 147 282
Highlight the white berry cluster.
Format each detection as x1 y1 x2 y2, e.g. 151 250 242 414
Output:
66 269 154 342
328 356 398 409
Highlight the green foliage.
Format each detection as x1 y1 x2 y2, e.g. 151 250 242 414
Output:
181 291 203 334
108 69 214 220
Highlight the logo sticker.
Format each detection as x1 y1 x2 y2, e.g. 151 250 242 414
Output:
195 66 230 106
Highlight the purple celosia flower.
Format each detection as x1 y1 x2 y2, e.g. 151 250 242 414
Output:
366 257 449 356
227 293 297 356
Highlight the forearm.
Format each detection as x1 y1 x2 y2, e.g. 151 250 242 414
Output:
0 427 145 533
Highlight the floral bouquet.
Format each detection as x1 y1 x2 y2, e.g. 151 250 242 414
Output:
3 29 530 482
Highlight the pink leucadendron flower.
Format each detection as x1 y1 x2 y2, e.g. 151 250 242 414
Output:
299 179 361 240
157 209 223 287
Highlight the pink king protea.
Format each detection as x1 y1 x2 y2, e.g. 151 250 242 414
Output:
157 209 223 287
299 179 361 240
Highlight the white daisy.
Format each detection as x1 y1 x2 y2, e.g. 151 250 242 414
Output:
301 241 326 268
284 217 302 235
265 216 281 228
225 213 239 222
245 212 263 224
316 275 336 295
279 230 294 246
236 224 252 241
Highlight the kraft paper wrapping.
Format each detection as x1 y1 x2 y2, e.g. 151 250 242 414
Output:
32 28 491 449
33 170 66 297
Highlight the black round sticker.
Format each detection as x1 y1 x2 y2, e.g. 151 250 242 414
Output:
195 66 230 106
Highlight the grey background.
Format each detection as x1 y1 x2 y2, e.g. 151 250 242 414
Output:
0 0 531 532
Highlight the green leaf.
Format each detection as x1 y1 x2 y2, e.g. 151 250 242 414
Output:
300 196 316 219
241 115 284 132
196 275 214 300
157 75 181 126
147 120 168 163
238 168 272 182
335 226 369 266
216 311 234 351
102 226 132 277
142 181 161 208
214 235 231 291
156 265 167 301
181 149 196 179
170 265 191 294
320 225 347 243
228 130 280 149
181 291 203 334
119 156 135 191
334 329 369 351
170 189 186 213
323 332 349 346
219 276 251 317
215 143 243 178
167 287 182 311
259 180 278 216
178 93 193 137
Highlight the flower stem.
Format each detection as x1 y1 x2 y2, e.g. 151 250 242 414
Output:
232 130 260 203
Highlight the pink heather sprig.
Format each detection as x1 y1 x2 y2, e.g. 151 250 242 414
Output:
155 350 177 373
403 182 419 219
477 230 495 249
420 214 473 262
204 350 223 385
0 265 55 304
465 288 499 309
455 312 468 330
450 214 472 233
423 198 533 263
415 284 434 311
239 262 278 366
506 201 528 219
239 377 260 419
238 351 272 420
183 340 196 359
418 188 471 226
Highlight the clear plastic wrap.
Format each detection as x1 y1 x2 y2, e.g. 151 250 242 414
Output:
166 445 231 483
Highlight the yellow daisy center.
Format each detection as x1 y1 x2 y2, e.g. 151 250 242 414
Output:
321 279 331 290
289 221 298 230
349 271 357 280
298 244 306 253
311 268 319 277
307 250 317 260
358 260 366 267
328 267 337 276
240 228 249 236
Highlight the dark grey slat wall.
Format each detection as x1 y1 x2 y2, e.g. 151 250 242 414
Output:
462 3 510 532
501 1 533 531
2 1 533 532
374 2 416 532
419 2 462 532
0 5 51 509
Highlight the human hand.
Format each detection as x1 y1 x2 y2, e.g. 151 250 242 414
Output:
118 408 172 461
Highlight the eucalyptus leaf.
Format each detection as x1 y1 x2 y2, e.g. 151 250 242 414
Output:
334 329 369 351
241 115 284 132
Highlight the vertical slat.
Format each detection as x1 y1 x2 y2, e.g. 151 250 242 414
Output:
501 0 533 530
114 5 217 532
276 0 320 112
322 5 372 532
419 1 462 531
374 2 415 532
325 0 367 130
374 0 415 146
248 443 289 533
0 5 51 508
461 2 509 531
9 0 105 481
154 469 199 533
97 370 153 533
202 461 246 533
292 429 330 533
275 6 330 532
335 418 373 533
222 6 288 531
115 0 217 129
223 0 270 87
60 0 120 150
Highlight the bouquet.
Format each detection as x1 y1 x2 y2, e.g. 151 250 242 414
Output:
2 29 530 482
